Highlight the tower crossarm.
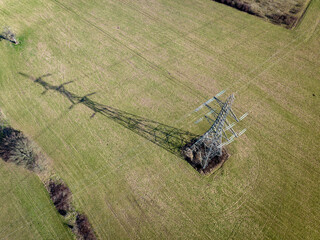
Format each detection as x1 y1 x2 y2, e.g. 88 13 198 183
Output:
192 94 235 147
190 94 235 168
200 94 234 168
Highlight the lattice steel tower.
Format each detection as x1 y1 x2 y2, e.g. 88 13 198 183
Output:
187 91 247 169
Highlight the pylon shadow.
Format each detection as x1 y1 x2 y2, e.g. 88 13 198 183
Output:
19 72 199 156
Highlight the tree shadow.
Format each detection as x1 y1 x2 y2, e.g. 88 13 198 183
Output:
0 34 17 44
18 72 199 156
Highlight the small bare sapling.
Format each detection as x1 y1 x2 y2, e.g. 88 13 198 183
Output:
0 27 19 44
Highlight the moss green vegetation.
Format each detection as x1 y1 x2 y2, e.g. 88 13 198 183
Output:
1 0 320 239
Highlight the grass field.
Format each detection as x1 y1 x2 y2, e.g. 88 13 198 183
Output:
1 0 320 239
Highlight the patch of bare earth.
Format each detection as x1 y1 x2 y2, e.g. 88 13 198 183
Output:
182 140 230 174
213 0 311 28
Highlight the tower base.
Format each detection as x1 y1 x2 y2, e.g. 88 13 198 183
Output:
182 142 229 174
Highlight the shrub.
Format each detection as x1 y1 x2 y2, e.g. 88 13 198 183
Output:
0 127 40 171
0 27 19 44
266 13 297 27
75 214 97 240
213 0 300 27
47 179 72 216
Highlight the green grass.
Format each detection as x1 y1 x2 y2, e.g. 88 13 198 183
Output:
0 0 320 239
0 161 73 239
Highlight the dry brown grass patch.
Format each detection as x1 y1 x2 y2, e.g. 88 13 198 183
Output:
214 0 311 28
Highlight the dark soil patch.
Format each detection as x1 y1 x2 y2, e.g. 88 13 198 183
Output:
213 0 310 29
182 138 229 174
75 214 97 240
201 148 229 174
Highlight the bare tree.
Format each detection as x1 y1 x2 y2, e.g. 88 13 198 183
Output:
0 27 18 44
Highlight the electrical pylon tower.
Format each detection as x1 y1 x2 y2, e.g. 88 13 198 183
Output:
188 91 247 169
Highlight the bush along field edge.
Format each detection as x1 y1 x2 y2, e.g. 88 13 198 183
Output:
213 0 313 29
0 109 97 240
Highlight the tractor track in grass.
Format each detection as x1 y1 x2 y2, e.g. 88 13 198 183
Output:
4 0 274 105
1 14 310 239
48 0 209 101
0 37 311 240
1 0 318 238
48 0 281 101
58 0 273 96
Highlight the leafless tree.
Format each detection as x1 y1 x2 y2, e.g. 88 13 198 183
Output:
0 27 18 44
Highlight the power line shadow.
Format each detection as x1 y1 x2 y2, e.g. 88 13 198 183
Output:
19 72 199 157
